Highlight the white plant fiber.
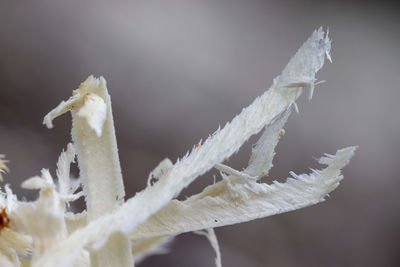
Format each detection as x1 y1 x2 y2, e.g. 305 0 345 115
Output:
32 28 339 267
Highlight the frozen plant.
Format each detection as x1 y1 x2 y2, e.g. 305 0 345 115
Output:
0 28 356 267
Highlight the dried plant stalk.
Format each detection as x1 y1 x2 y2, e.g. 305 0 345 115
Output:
0 28 356 267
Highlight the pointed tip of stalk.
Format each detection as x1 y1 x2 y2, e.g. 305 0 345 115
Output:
276 27 332 100
333 145 358 162
318 146 357 168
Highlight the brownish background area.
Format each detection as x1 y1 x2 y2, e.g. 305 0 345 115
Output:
0 1 399 266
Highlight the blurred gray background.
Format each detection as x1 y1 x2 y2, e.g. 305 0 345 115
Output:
0 0 399 266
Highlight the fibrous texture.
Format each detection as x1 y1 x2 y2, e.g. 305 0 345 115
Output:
0 155 8 182
0 28 356 267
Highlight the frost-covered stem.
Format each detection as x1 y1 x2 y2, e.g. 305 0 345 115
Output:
43 76 132 266
69 77 124 219
71 77 132 267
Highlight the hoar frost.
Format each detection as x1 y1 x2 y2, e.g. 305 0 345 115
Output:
0 28 356 267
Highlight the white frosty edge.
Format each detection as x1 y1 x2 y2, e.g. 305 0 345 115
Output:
56 143 76 197
129 147 356 239
33 28 333 267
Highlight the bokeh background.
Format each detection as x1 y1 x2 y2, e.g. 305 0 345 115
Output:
0 0 399 266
